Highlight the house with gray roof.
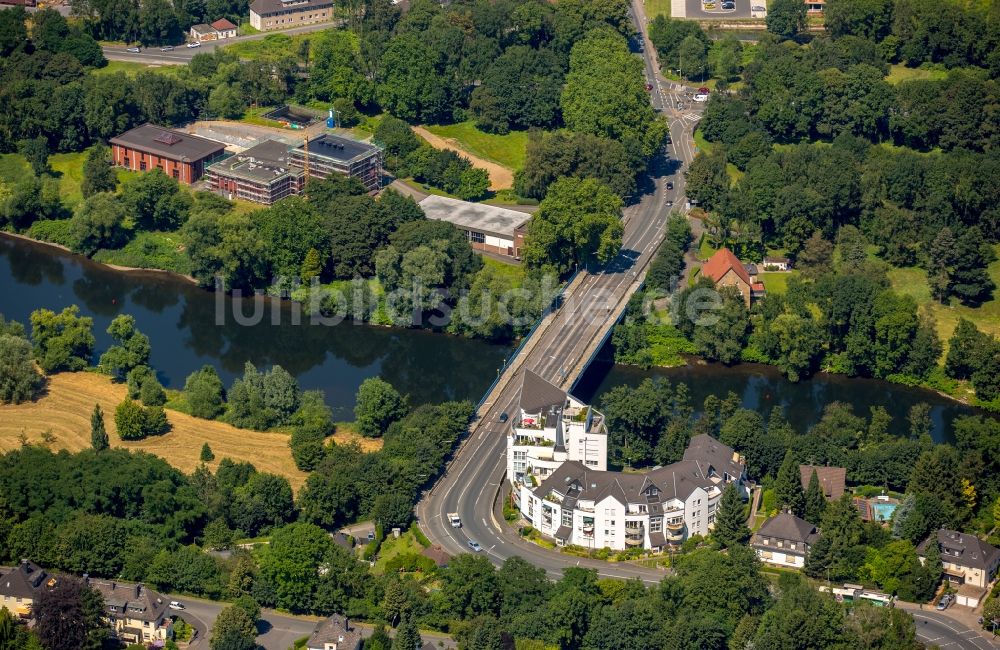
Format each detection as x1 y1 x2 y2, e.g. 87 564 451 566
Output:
918 529 1000 592
418 195 530 261
0 560 54 619
751 512 819 569
86 578 171 644
306 613 362 650
249 0 333 31
683 433 748 495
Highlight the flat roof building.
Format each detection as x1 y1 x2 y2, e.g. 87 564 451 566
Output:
288 134 383 192
417 195 530 260
110 124 226 184
249 0 332 31
206 139 304 205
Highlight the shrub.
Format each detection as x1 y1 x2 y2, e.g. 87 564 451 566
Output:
114 399 169 440
28 219 77 248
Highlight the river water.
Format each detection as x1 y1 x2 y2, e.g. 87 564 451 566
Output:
1 235 981 434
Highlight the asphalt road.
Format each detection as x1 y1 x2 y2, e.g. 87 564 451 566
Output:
101 21 337 64
909 610 1000 650
415 0 700 586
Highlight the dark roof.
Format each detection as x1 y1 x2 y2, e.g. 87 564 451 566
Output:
110 124 226 162
251 0 332 16
534 459 714 506
421 545 451 568
211 17 237 29
918 530 1000 571
293 133 379 164
306 614 362 650
88 580 167 624
799 465 846 500
519 370 566 414
755 513 818 544
682 434 744 481
0 561 52 599
207 139 302 184
190 23 214 34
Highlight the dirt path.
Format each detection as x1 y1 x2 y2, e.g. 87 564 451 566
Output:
412 126 514 191
0 372 380 491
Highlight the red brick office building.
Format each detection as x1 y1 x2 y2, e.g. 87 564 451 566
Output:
110 124 226 184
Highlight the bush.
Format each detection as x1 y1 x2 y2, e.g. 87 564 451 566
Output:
114 398 169 440
0 333 42 404
28 219 77 248
183 365 225 419
92 231 193 275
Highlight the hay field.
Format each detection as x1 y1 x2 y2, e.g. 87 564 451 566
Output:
0 372 380 491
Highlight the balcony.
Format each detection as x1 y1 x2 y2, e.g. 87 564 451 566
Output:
514 436 555 447
666 520 685 531
624 522 645 546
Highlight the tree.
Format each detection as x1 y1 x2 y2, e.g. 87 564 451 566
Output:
371 493 413 530
71 192 131 256
0 333 41 404
210 604 257 650
91 403 109 451
713 37 743 82
515 131 637 200
796 232 834 279
354 377 407 438
774 451 805 517
392 615 422 650
523 176 623 275
30 306 95 373
33 576 110 650
81 145 117 198
184 365 226 419
227 363 301 430
0 6 27 57
677 35 708 81
200 443 215 462
98 315 151 380
471 46 564 133
231 472 294 536
366 625 392 650
684 151 729 211
753 573 844 650
120 169 191 231
713 482 750 548
766 0 807 40
804 469 826 524
692 286 750 365
18 137 50 176
114 398 168 440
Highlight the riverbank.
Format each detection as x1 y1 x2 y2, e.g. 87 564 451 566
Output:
0 371 379 491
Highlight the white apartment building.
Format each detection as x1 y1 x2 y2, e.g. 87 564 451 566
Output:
507 370 608 486
507 371 747 551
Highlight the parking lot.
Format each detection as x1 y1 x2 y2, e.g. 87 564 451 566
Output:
683 0 759 19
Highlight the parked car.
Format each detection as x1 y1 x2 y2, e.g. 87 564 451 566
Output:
666 181 674 190
126 46 141 53
936 594 954 610
169 601 185 610
467 540 482 552
752 4 765 10
721 1 735 8
160 45 174 51
187 41 201 48
499 412 508 423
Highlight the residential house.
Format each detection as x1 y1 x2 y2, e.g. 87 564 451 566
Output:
211 18 238 37
110 123 226 184
190 18 238 41
701 247 765 307
507 370 608 489
249 0 333 31
87 578 171 644
918 529 1000 607
418 195 530 261
306 614 362 650
507 371 746 551
763 256 790 271
751 513 819 569
799 465 846 500
0 560 55 619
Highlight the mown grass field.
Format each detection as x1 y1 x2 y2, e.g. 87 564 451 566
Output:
422 121 529 171
643 0 672 19
0 372 381 490
91 60 181 76
888 246 1000 344
758 270 796 295
885 64 948 85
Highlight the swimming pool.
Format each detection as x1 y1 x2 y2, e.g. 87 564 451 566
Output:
872 502 897 521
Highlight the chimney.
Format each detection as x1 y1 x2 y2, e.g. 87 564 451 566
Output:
135 583 142 598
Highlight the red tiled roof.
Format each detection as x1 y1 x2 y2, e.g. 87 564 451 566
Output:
211 18 237 29
702 248 752 286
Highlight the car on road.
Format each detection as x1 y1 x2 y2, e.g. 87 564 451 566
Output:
169 601 185 610
936 594 954 610
126 46 141 53
160 45 174 51
187 41 201 48
666 200 673 207
499 412 508 423
666 181 674 190
448 513 462 528
467 540 482 552
645 83 653 91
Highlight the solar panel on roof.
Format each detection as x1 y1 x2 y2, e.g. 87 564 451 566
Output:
154 131 182 146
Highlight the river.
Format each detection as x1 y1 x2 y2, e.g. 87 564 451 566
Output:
1 235 981 434
0 235 511 420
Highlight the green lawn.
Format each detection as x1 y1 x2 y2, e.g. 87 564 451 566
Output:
372 529 427 575
92 60 181 76
887 247 1000 345
758 270 797 296
885 64 948 85
423 121 529 170
693 129 713 155
483 255 526 285
643 0 672 19
0 153 31 184
49 152 89 208
224 32 311 60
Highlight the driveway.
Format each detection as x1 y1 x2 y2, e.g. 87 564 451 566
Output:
684 0 754 19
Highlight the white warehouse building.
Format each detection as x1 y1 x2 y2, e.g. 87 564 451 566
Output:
507 372 747 551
